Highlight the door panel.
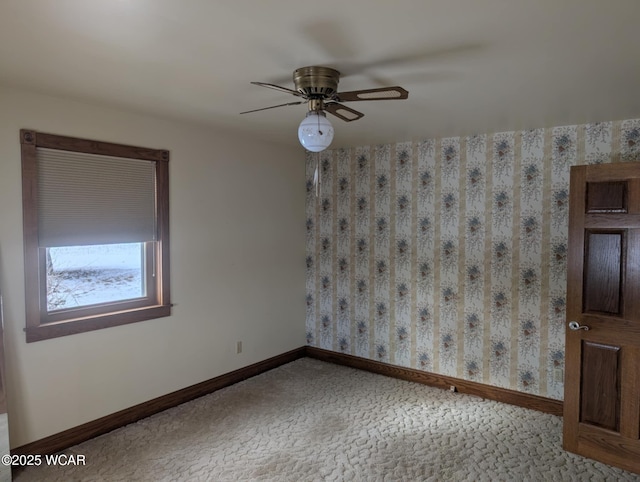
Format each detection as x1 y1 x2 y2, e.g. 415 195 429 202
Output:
583 231 624 315
586 181 627 213
564 163 640 475
580 341 620 431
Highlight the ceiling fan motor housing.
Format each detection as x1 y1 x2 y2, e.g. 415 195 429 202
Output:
294 66 340 98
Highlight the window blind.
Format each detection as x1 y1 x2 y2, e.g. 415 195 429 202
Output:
37 148 156 247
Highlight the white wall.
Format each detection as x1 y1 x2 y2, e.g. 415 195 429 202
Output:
0 85 306 447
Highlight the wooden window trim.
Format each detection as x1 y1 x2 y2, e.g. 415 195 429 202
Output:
20 129 171 342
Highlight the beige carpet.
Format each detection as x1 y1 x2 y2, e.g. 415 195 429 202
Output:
16 358 640 481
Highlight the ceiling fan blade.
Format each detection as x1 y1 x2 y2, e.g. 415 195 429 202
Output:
333 43 484 79
298 19 357 60
334 86 409 102
250 82 304 97
324 103 364 122
240 101 305 114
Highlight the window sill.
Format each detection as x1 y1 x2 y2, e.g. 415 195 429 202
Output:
25 305 172 343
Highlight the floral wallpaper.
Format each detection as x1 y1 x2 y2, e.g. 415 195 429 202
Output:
305 118 640 400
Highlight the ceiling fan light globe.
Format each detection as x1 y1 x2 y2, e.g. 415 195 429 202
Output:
298 112 334 152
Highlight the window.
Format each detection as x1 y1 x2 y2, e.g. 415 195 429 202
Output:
20 129 171 342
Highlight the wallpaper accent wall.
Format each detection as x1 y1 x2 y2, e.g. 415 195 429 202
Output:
305 118 640 400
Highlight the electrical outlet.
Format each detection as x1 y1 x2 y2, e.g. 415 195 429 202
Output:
449 385 456 392
236 341 242 354
554 368 563 383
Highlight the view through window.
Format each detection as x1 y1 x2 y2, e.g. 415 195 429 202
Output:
46 243 145 311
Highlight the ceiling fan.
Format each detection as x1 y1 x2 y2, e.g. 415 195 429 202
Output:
241 66 409 152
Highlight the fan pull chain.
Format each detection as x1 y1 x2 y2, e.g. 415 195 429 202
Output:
313 152 321 197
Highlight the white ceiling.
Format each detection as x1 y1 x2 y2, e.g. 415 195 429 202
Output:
1 0 639 149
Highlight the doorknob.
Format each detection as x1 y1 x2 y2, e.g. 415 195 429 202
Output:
569 321 589 331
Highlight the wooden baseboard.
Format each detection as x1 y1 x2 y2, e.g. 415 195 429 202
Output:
12 347 306 457
306 347 563 416
13 345 562 458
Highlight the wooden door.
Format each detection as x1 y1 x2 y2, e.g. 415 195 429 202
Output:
564 162 640 474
